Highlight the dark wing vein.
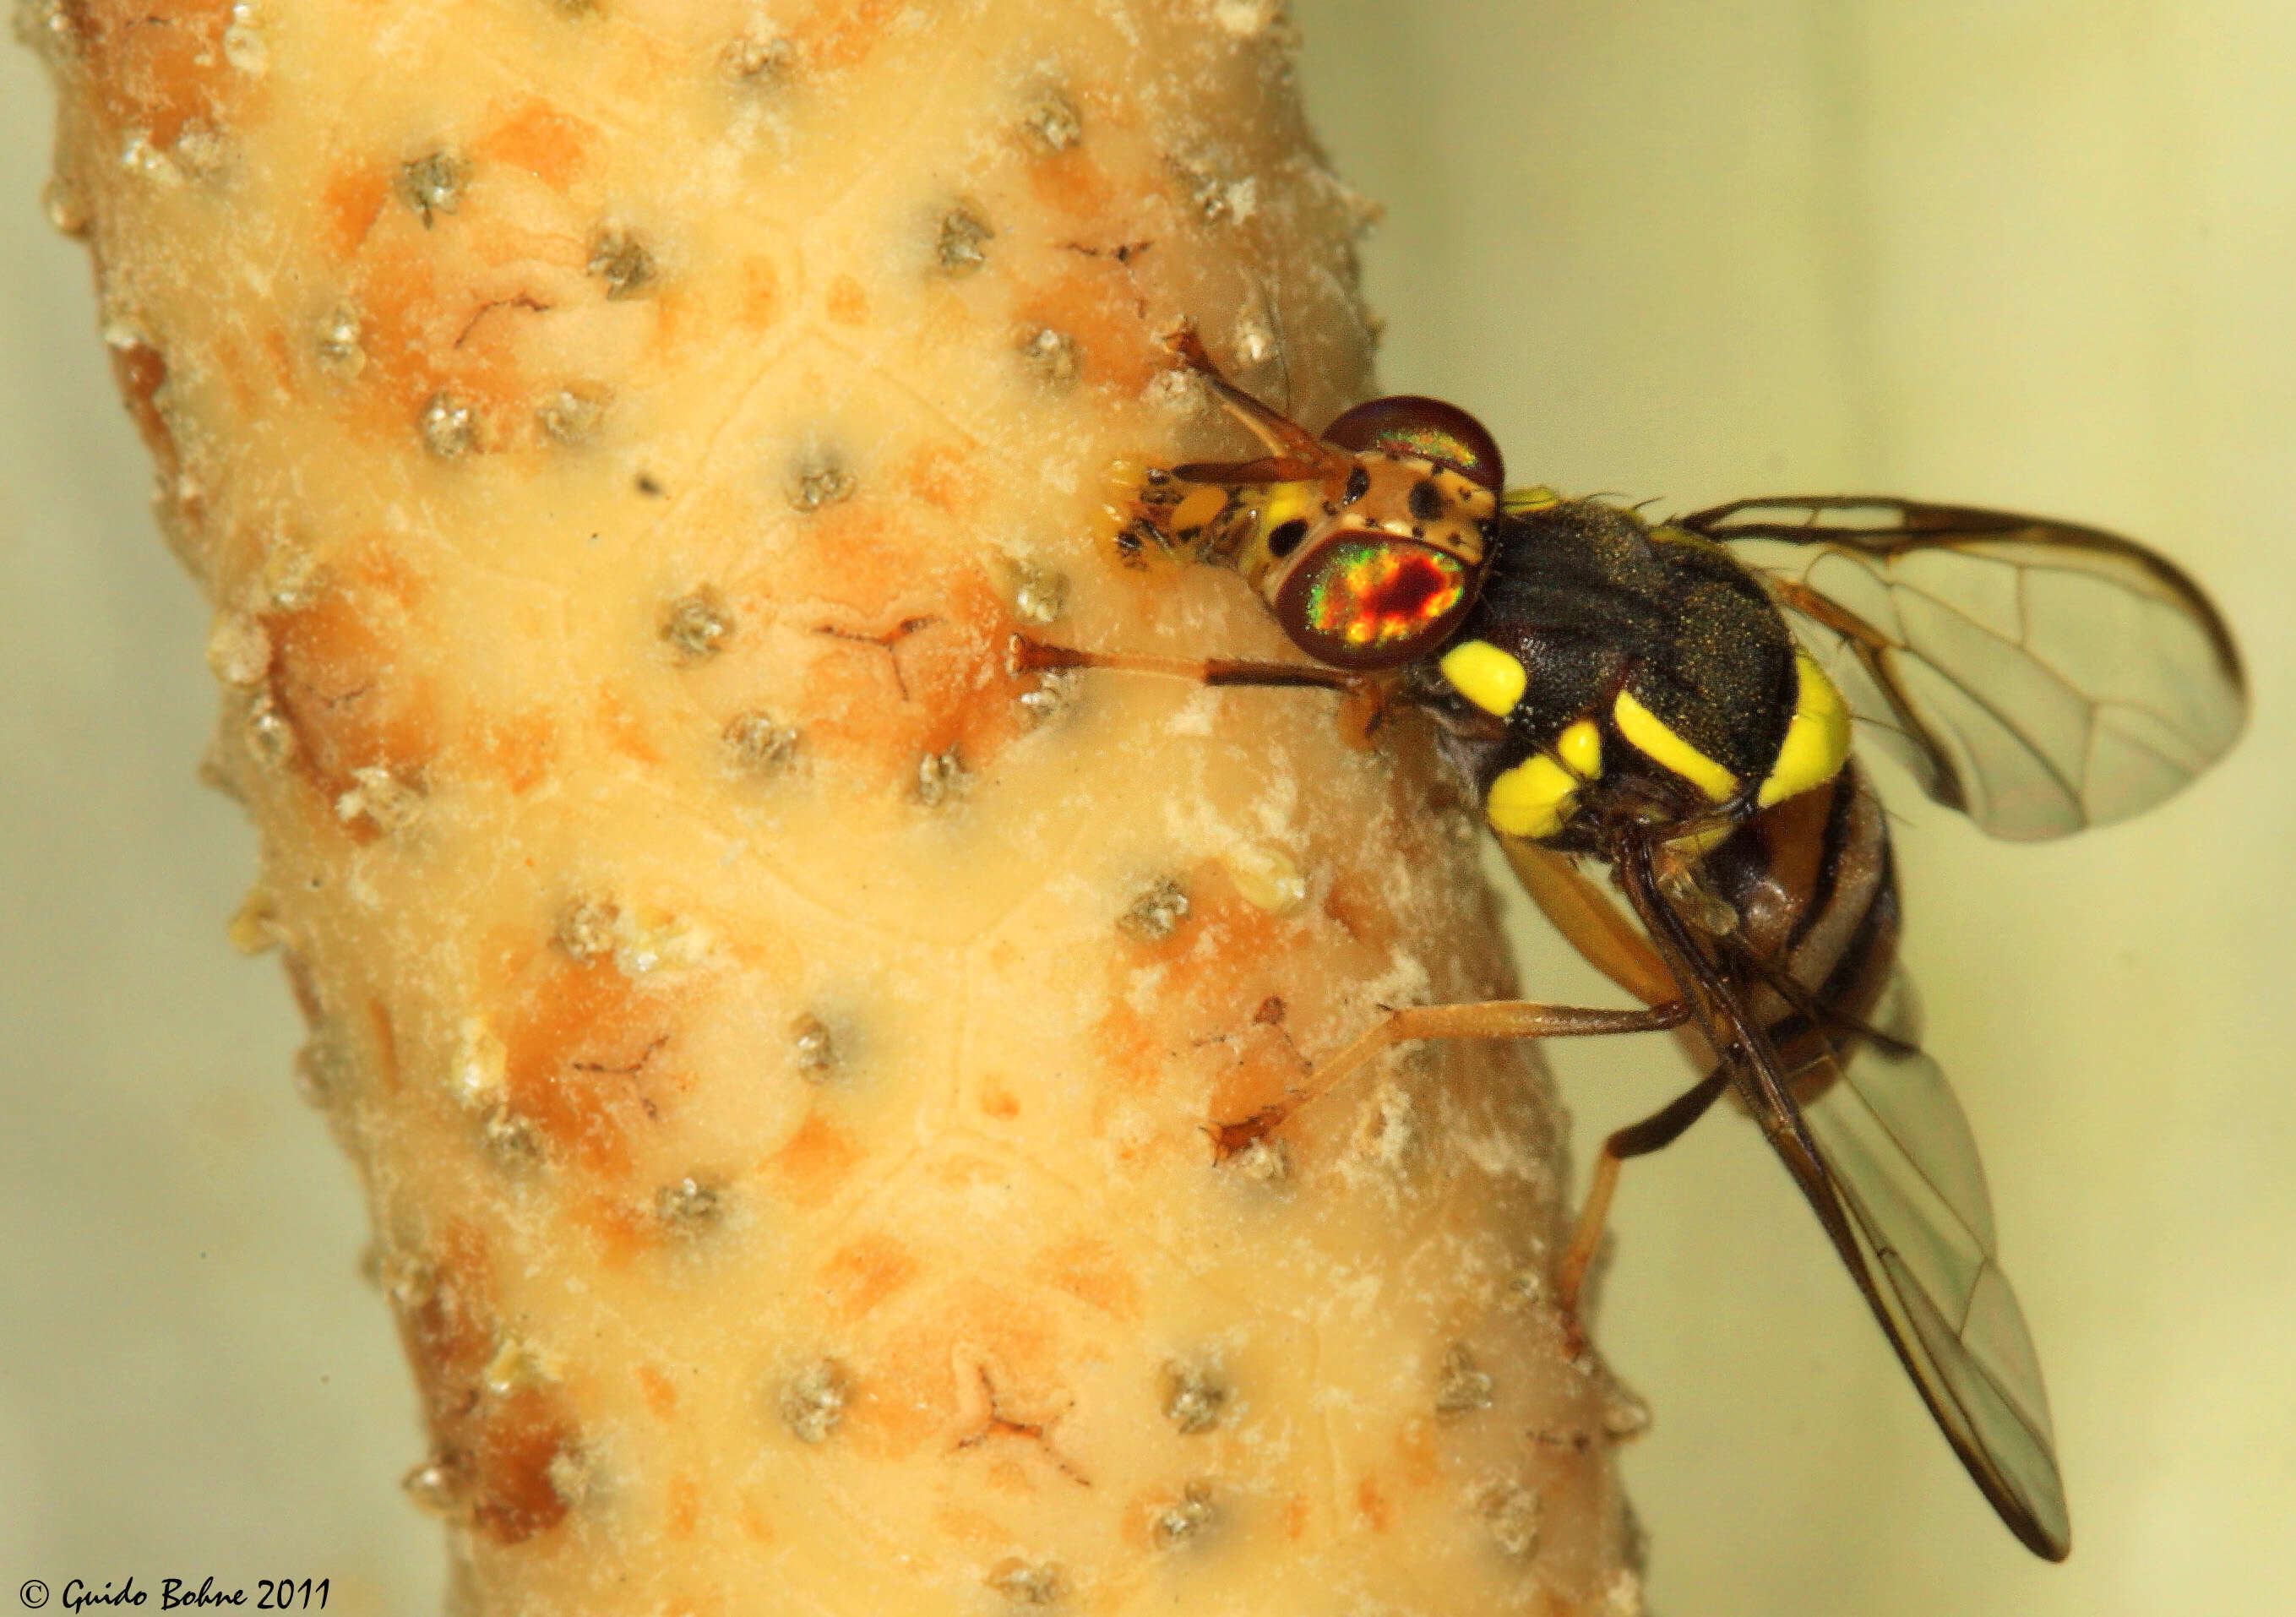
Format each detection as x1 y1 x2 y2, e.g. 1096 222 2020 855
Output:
1809 567 2093 817
1679 498 2245 839
1847 553 2218 776
1755 995 2070 1560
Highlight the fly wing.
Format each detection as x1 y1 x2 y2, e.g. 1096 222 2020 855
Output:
1679 497 2245 840
1620 834 2072 1559
1767 975 2071 1559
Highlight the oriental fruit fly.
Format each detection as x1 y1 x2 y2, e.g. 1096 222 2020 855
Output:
1014 331 2246 1561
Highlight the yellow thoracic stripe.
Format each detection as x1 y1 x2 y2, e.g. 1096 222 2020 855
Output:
1757 647 1852 807
1485 754 1577 839
1612 688 1739 803
1439 639 1527 717
1483 719 1602 840
1555 716 1602 779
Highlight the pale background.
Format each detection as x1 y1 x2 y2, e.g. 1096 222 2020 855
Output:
3 5 2290 1615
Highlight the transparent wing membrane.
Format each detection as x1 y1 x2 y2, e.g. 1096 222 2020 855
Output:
1683 498 2245 839
1787 977 2071 1559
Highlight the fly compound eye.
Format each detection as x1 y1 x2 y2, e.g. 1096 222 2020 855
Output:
1320 395 1505 493
1272 534 1481 670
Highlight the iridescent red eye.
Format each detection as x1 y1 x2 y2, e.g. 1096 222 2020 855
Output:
1272 536 1477 670
1320 395 1504 492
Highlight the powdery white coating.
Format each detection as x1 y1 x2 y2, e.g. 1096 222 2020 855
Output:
35 0 1639 1612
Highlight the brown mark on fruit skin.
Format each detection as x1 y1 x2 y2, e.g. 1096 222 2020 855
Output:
366 997 401 1092
776 506 1029 791
738 1491 775 1544
106 337 179 483
978 1083 1020 1121
340 237 571 451
475 99 596 193
307 113 655 456
901 441 987 516
789 0 907 77
851 1295 1073 1471
260 560 442 834
466 1383 582 1543
1032 1237 1141 1324
767 1112 865 1208
569 1193 650 1269
819 1232 922 1326
390 1221 582 1546
1026 144 1117 222
475 709 559 795
319 165 390 263
1095 865 1319 1136
1319 864 1411 957
593 685 663 766
824 274 868 326
1284 1492 1313 1540
636 1364 679 1419
665 1475 701 1539
738 257 785 331
70 0 246 149
1391 1416 1443 1489
256 322 299 406
1011 276 1162 395
500 956 687 1181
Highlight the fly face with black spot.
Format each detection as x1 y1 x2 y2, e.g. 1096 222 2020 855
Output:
1124 333 1504 670
1020 333 2247 1563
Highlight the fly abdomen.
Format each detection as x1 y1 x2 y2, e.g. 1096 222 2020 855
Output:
1701 763 1901 1085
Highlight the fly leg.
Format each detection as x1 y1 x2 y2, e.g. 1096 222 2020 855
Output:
1500 833 1718 1067
1498 834 1683 1010
1213 998 1691 1157
1162 327 1341 466
1554 1063 1734 1357
1014 634 1363 691
1464 836 1744 1355
1011 636 1397 747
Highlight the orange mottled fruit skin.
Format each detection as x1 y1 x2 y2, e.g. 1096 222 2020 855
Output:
37 0 1638 1612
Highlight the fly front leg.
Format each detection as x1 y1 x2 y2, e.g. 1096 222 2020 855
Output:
1011 635 1401 748
1013 634 1366 693
1211 998 1692 1158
